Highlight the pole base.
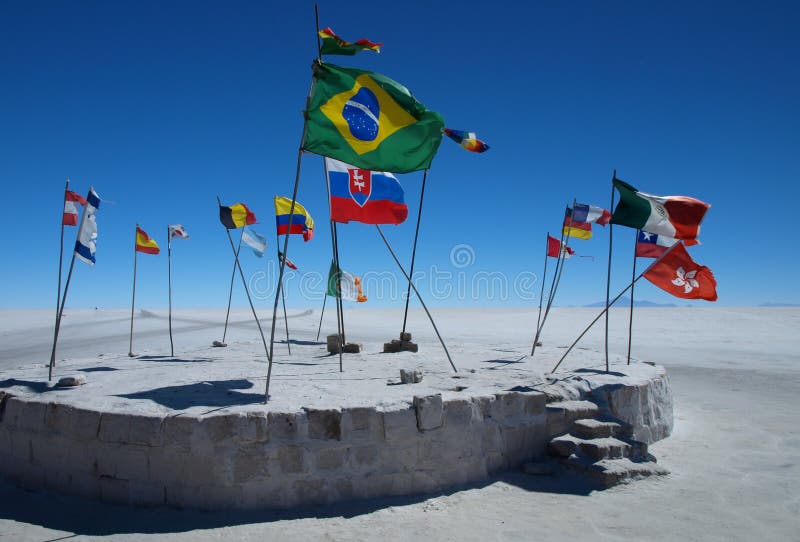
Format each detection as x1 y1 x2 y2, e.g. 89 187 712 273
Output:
212 341 227 347
383 332 419 353
326 334 361 354
128 352 136 358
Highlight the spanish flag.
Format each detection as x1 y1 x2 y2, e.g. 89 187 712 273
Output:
219 202 257 229
275 196 314 241
135 226 160 255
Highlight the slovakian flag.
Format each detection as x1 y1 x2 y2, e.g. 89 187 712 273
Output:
563 207 593 240
611 178 710 244
318 27 382 55
135 226 160 255
326 157 408 225
636 230 678 258
573 203 611 226
644 243 717 301
74 188 100 266
275 196 314 241
443 128 490 153
168 224 189 240
547 234 575 259
219 202 257 229
242 226 267 258
279 251 298 271
63 190 87 226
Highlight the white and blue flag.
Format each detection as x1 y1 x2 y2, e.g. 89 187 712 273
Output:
242 226 267 258
74 188 100 266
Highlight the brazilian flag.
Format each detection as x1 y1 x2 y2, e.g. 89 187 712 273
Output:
303 62 445 174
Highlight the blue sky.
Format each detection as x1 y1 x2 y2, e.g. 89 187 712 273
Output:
1 0 798 310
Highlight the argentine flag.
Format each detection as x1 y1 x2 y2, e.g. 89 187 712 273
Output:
74 188 101 266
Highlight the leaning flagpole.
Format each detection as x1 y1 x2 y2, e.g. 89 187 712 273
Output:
531 232 551 356
533 207 573 351
128 224 139 357
49 186 92 380
401 168 429 339
315 290 327 341
627 229 639 365
167 226 174 357
54 178 69 355
322 157 345 372
221 229 245 345
376 225 457 372
551 241 680 373
604 170 617 372
275 229 292 355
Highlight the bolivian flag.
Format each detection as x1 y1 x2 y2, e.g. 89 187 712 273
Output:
219 202 257 229
318 27 381 55
303 62 445 174
135 226 160 255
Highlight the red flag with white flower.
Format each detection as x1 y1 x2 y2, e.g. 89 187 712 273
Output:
644 243 717 301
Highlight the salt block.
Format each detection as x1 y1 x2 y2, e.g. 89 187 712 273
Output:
212 341 227 347
400 369 423 384
56 375 86 387
327 334 341 354
343 343 361 354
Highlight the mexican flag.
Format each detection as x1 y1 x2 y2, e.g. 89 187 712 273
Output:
326 261 367 302
611 179 710 243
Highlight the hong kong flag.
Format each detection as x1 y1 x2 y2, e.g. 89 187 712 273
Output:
644 243 717 301
326 157 408 225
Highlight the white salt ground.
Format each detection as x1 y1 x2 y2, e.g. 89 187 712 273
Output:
0 306 798 541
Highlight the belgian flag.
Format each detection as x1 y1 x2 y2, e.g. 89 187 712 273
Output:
219 203 257 229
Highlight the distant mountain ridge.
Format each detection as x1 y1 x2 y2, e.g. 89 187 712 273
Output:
759 302 800 307
583 296 677 308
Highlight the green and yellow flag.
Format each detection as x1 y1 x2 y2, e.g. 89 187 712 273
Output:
303 62 445 174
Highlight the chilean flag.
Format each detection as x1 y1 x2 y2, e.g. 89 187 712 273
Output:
326 158 408 225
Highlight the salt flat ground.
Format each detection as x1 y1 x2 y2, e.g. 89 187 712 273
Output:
0 306 798 541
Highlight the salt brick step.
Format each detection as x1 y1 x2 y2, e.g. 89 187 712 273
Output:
580 457 669 488
549 434 636 461
545 400 599 421
572 418 630 439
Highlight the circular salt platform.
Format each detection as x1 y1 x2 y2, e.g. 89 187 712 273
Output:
0 340 673 510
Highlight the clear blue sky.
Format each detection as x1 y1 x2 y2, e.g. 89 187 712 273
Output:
2 0 798 310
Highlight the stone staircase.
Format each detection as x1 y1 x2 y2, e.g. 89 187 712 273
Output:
532 400 669 488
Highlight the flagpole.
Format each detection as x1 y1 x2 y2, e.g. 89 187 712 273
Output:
533 207 572 352
627 229 639 365
531 232 551 356
376 225 457 372
604 170 617 373
217 196 270 360
54 178 69 354
551 241 680 373
168 226 174 357
275 231 292 355
322 158 345 372
128 224 138 357
49 185 90 380
401 168 428 339
221 229 244 344
316 292 327 341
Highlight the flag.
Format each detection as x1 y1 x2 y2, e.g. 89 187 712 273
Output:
547 234 575 258
644 243 717 301
135 227 160 255
636 230 678 258
318 27 382 55
63 190 87 226
303 62 445 174
611 178 710 243
74 188 100 265
562 207 592 240
242 226 267 258
326 157 408 225
219 202 257 229
168 224 189 240
279 251 298 270
443 128 490 153
326 261 367 302
572 203 611 226
275 196 314 241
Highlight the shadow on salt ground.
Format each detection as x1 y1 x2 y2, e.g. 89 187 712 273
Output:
0 468 595 536
0 379 55 393
136 355 217 363
278 339 326 346
481 357 527 369
117 379 263 409
574 368 628 377
78 366 119 372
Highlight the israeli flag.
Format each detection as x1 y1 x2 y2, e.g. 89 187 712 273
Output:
74 188 100 266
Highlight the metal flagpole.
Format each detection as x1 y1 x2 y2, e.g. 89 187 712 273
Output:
376 225 457 372
128 224 138 357
315 291 327 341
55 179 69 347
533 208 573 352
49 185 91 380
275 231 292 355
221 229 245 345
217 197 270 361
531 232 551 356
322 158 344 372
627 229 639 365
551 241 680 373
604 170 617 372
168 226 174 357
401 168 428 338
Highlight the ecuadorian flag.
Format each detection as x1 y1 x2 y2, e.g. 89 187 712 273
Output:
274 196 314 242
